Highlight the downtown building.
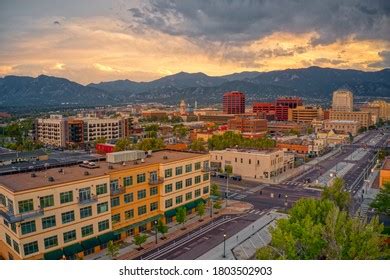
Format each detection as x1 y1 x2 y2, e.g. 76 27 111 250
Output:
0 150 210 260
332 89 353 112
227 116 268 138
223 91 246 114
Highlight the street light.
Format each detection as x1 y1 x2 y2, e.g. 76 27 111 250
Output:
223 234 227 258
284 195 288 212
154 220 158 244
210 199 213 218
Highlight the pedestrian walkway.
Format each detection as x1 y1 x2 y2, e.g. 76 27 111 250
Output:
197 211 287 260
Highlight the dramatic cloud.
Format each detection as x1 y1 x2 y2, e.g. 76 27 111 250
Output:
0 0 389 83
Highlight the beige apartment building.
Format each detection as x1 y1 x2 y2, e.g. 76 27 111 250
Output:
0 150 210 260
332 89 353 112
288 106 323 123
35 115 67 147
329 110 372 128
323 120 361 136
210 149 294 183
368 100 390 121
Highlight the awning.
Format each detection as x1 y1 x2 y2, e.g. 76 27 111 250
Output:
164 208 176 218
44 248 64 260
185 198 204 210
81 237 100 250
63 243 83 256
115 214 163 233
98 232 116 244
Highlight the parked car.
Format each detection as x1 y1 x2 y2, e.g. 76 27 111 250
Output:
231 175 242 181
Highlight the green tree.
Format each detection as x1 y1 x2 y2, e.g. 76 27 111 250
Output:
213 200 222 213
207 131 275 151
176 206 187 229
210 183 221 198
137 138 165 151
225 165 233 175
370 182 390 216
321 177 350 211
190 139 207 151
133 234 148 250
196 202 205 221
157 219 168 239
173 124 189 138
115 138 134 151
256 198 386 260
106 240 120 259
307 127 313 134
94 137 106 145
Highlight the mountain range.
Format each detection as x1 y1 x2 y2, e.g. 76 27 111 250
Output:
1 66 389 108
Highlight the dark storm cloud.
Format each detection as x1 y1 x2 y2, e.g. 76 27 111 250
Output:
127 0 390 45
369 51 390 68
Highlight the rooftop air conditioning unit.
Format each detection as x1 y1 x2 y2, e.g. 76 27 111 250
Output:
48 176 55 182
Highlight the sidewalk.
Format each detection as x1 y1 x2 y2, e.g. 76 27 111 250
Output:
197 210 287 260
86 200 252 260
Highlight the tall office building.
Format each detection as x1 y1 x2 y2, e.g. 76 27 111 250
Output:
276 97 303 109
223 91 245 114
332 89 353 112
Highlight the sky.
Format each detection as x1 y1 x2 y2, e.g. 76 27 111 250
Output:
0 0 389 84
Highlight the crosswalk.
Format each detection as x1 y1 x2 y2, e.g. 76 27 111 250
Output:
284 181 304 186
227 192 247 200
248 209 265 216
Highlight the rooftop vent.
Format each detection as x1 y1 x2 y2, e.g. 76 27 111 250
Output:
48 176 55 182
122 162 126 166
163 156 168 160
134 161 138 165
58 168 63 173
31 173 37 178
108 165 114 169
141 158 145 163
84 171 90 176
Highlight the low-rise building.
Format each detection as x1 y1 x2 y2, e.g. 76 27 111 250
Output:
329 110 372 128
323 120 361 136
316 129 350 146
288 106 323 123
227 116 267 135
267 121 308 135
0 150 210 260
210 149 294 183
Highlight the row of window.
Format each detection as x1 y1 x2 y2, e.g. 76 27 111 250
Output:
165 186 209 209
6 219 110 256
111 201 159 224
164 161 209 179
19 202 109 235
165 173 209 194
17 184 108 214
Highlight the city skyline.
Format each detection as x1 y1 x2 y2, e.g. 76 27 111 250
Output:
0 0 389 84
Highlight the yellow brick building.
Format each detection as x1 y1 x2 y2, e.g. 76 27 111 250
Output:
0 150 210 260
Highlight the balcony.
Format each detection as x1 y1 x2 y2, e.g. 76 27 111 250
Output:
110 187 125 196
78 195 98 205
0 208 44 223
148 177 164 185
201 166 211 172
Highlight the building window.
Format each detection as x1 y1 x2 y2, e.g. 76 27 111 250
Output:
97 202 108 214
39 195 54 208
13 240 19 253
61 210 75 224
80 206 92 219
165 168 173 178
241 158 243 163
203 186 209 194
11 223 16 233
150 201 158 211
137 189 147 200
185 164 192 173
44 235 58 249
175 166 183 175
111 214 120 224
96 184 107 195
0 194 5 206
123 176 133 187
137 173 146 183
138 205 147 215
21 220 36 235
150 186 158 196
60 191 73 204
98 220 109 232
125 209 134 220
5 233 11 246
195 175 201 184
195 189 201 197
195 162 201 170
165 199 173 208
79 187 91 202
165 184 173 193
110 179 119 190
176 195 183 204
18 199 34 214
111 197 120 207
176 181 183 190
63 230 77 243
185 192 192 201
23 241 39 256
124 193 134 203
42 215 56 229
81 225 94 237
203 173 209 181
185 178 192 187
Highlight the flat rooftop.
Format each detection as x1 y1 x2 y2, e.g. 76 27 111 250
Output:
383 158 390 170
0 150 206 193
212 148 278 155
